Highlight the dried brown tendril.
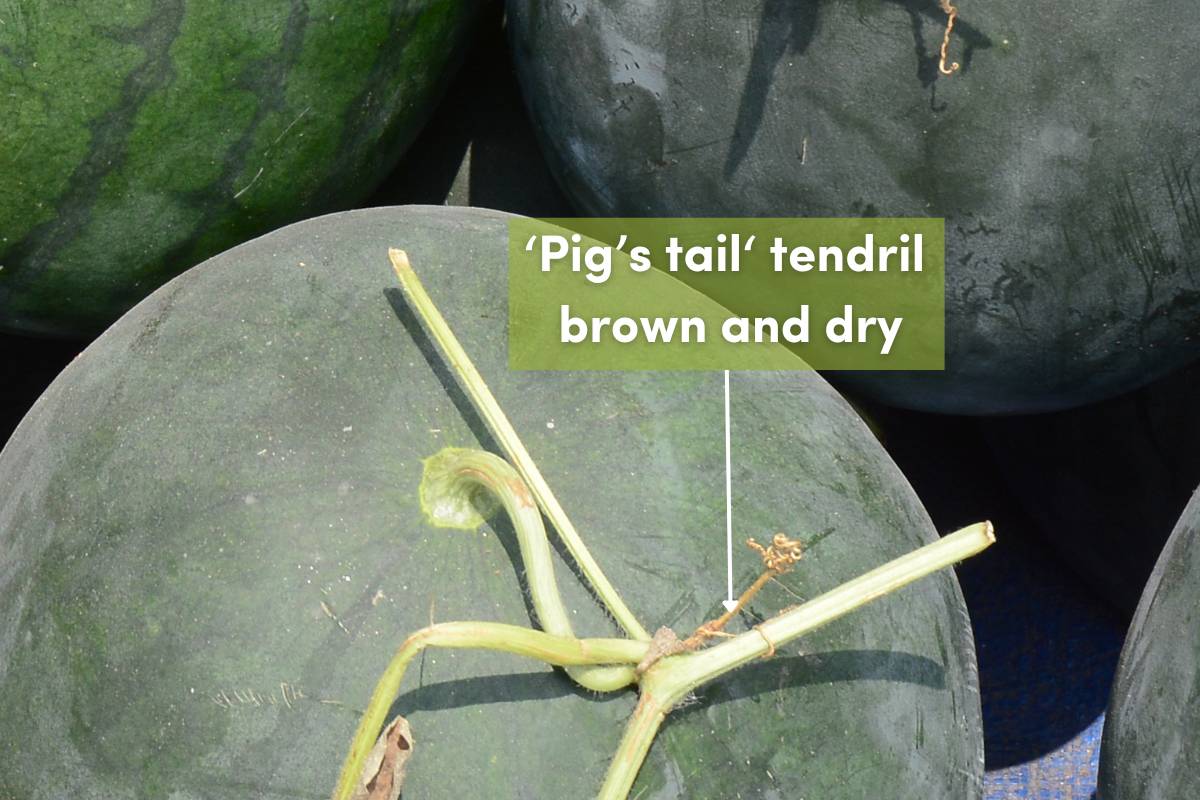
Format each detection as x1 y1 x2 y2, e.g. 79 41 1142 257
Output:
746 533 805 574
680 534 803 652
939 0 960 76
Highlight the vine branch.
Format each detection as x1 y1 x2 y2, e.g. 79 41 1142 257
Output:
597 522 995 799
390 248 650 643
420 447 637 692
334 250 998 800
330 622 648 800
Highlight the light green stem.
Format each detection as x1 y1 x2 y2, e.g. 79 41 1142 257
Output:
422 447 637 691
596 522 995 799
331 622 648 800
374 246 997 800
391 248 650 643
595 692 670 800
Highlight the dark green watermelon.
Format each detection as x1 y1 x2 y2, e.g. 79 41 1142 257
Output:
0 0 484 337
507 1 1200 414
1099 488 1200 798
0 206 982 798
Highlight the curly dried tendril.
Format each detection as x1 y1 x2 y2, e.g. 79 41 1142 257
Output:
939 0 961 76
682 534 806 651
747 533 805 574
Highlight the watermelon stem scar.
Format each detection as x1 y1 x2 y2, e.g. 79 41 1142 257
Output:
939 0 962 76
328 252 996 800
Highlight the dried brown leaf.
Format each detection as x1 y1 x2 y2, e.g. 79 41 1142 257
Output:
636 626 685 675
349 716 414 800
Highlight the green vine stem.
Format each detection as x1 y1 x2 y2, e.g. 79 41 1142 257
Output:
330 622 649 800
595 521 995 799
390 248 650 643
420 447 638 692
338 250 998 800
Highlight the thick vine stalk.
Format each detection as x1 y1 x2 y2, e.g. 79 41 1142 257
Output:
421 447 637 691
332 250 998 800
595 522 995 799
330 622 648 800
390 248 650 643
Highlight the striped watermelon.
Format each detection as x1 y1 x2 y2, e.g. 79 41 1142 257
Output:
0 0 484 336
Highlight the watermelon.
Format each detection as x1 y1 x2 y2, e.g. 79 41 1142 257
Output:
506 1 1200 414
0 0 484 337
1099 488 1200 798
982 359 1200 615
0 206 983 798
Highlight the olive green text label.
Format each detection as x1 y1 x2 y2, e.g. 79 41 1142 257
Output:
508 218 945 371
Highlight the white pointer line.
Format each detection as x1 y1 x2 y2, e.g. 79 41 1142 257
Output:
723 370 738 612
